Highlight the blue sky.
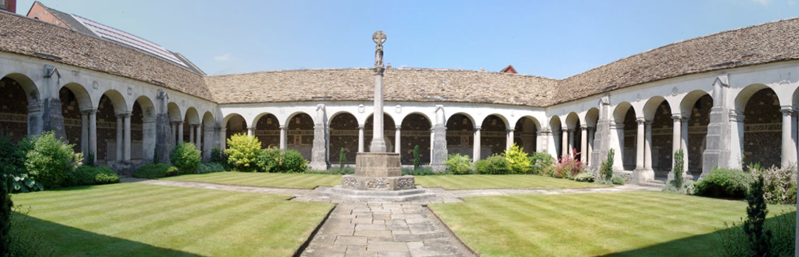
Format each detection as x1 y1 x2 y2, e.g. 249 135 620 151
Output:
17 0 798 78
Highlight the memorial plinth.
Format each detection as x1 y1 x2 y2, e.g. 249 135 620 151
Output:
341 152 415 191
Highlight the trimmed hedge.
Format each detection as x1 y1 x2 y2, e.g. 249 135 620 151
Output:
197 162 225 174
475 155 509 174
255 148 307 173
64 166 120 186
133 163 178 179
694 168 753 199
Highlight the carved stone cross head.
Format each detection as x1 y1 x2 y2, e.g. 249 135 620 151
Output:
372 31 386 46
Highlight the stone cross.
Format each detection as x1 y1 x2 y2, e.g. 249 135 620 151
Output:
369 31 387 152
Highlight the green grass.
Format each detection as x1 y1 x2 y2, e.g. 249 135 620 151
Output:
10 183 333 257
162 172 342 189
414 174 611 190
430 191 796 257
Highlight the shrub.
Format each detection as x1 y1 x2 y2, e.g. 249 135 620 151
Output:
402 168 436 176
663 180 695 195
197 162 225 174
715 211 795 257
475 155 510 174
503 143 531 174
0 132 29 176
1 175 10 256
25 132 81 189
64 166 120 186
573 172 595 182
693 168 753 199
8 206 55 257
256 148 307 173
445 154 473 175
133 163 177 179
750 164 797 204
553 151 584 179
171 143 201 174
5 174 43 193
744 175 771 256
601 149 615 183
211 147 227 163
225 133 262 171
611 175 625 185
413 145 421 170
529 151 554 175
673 149 684 189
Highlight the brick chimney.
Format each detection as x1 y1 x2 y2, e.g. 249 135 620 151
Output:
0 0 16 13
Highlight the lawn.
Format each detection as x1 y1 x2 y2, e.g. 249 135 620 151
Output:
430 191 796 257
161 172 342 189
10 183 333 257
414 174 611 190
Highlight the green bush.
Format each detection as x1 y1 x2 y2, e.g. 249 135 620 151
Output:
256 148 307 173
529 151 554 175
225 134 262 171
573 172 595 182
503 144 531 174
673 149 684 189
750 164 797 204
197 162 226 174
1 174 10 256
744 175 771 256
445 154 473 174
715 211 795 257
133 163 177 179
0 133 31 177
25 132 81 189
402 168 436 176
611 175 625 185
694 168 753 199
663 180 695 195
211 147 227 163
4 174 43 193
475 155 510 174
171 143 201 174
64 166 119 186
8 206 55 257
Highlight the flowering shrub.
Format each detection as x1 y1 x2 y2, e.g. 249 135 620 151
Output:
749 164 797 204
553 150 584 179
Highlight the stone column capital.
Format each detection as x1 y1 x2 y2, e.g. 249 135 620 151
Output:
730 110 745 122
358 125 365 130
81 108 97 114
779 106 795 115
672 115 687 121
580 124 588 130
279 125 287 130
506 128 515 132
474 126 482 131
395 125 401 130
636 117 646 124
117 112 131 118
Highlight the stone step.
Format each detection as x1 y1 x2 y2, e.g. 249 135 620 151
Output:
638 180 665 188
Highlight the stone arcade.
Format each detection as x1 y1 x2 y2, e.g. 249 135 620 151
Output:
0 6 798 188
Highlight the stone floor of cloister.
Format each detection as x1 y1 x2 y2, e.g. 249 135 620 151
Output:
123 178 657 257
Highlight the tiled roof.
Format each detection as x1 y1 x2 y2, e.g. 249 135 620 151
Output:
0 11 213 100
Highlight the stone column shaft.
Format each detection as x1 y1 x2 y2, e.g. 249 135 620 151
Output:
395 126 401 154
80 112 88 155
682 119 690 172
88 110 97 163
781 107 797 167
581 126 588 162
506 129 515 150
171 123 177 142
177 122 184 143
116 115 123 162
635 119 645 171
196 125 202 150
220 129 227 149
123 115 131 162
671 116 684 180
370 67 387 152
587 127 594 166
358 125 365 152
473 127 482 162
279 126 287 150
644 122 653 171
561 129 569 158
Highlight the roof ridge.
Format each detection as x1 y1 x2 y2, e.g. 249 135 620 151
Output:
208 66 560 81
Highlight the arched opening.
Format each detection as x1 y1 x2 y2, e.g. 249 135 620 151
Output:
286 112 314 161
254 113 280 149
645 98 674 178
132 96 156 163
201 111 215 159
480 114 508 157
565 112 581 160
167 102 181 145
329 112 358 164
549 116 562 158
739 87 781 168
684 94 712 176
223 114 247 148
183 108 200 144
365 113 396 152
513 116 539 155
59 83 91 153
96 90 127 164
400 113 431 165
0 74 39 142
446 113 475 158
585 108 600 166
613 102 636 171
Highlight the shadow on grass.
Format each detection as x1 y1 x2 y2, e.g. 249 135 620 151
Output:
12 212 202 257
601 212 796 257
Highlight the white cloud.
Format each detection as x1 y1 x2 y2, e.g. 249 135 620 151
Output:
752 0 771 5
213 53 232 61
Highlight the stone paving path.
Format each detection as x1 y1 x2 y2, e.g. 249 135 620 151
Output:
123 178 658 256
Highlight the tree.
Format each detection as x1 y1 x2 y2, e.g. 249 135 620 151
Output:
601 148 615 183
413 145 421 170
744 175 771 256
673 149 684 189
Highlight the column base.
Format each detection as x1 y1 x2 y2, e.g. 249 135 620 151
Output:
633 168 655 183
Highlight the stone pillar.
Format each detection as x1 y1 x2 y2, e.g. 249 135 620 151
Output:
561 128 569 158
116 115 124 162
587 127 594 166
41 97 66 140
123 114 131 162
309 104 329 170
80 112 88 155
26 103 43 138
358 125 365 152
190 125 196 143
142 117 156 163
203 126 214 160
279 126 287 150
154 90 172 164
644 120 653 171
431 105 448 172
395 126 401 154
88 110 97 163
177 122 184 143
611 122 625 171
702 74 731 177
171 123 177 142
247 126 254 137
635 118 645 171
370 67 387 153
220 128 227 149
581 125 588 162
729 112 745 170
473 127 482 162
196 125 202 151
669 115 684 181
506 129 514 150
781 106 797 167
430 129 434 158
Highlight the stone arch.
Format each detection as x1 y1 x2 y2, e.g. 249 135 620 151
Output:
400 113 432 165
646 97 674 175
680 90 711 116
182 107 201 144
2 73 40 103
329 112 358 164
254 112 281 149
95 90 128 163
585 108 599 127
0 74 39 142
682 93 713 174
643 96 670 121
446 113 476 158
478 114 507 157
549 116 563 157
286 112 315 161
59 83 92 153
612 102 636 171
184 107 201 125
285 111 313 127
167 102 182 122
133 95 157 163
513 116 540 155
738 85 781 168
446 112 476 128
564 112 582 159
222 113 247 149
365 113 396 152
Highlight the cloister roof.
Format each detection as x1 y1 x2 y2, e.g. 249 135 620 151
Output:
0 11 214 100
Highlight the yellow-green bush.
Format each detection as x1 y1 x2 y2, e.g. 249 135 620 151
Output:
503 143 531 174
225 133 262 171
